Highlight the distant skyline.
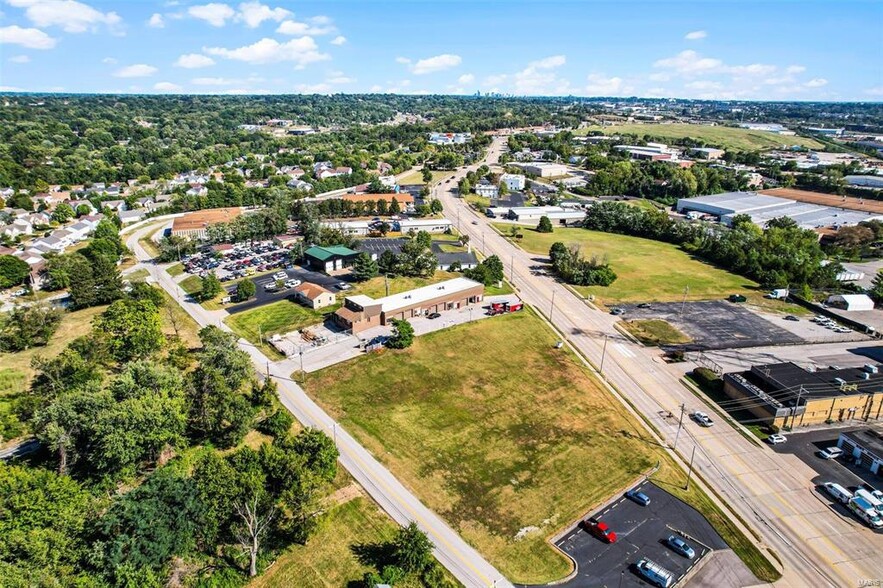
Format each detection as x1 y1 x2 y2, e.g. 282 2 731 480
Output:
0 0 881 100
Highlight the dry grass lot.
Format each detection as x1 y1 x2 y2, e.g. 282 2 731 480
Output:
398 169 451 185
304 308 778 583
622 319 692 346
575 123 824 151
496 225 757 304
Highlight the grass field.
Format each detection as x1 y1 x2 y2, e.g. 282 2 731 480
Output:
398 169 450 186
179 275 203 295
622 319 692 346
303 308 778 583
350 271 461 300
575 123 824 151
465 194 491 211
125 268 149 282
166 263 185 277
494 225 757 304
224 300 334 358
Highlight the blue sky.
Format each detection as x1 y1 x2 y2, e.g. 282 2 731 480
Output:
0 0 881 100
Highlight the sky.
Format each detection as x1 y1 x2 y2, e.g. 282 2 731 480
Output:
0 0 881 100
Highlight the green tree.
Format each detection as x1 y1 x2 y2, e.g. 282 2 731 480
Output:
199 273 222 301
429 198 443 214
422 167 432 183
0 255 29 288
386 318 414 349
389 197 401 214
69 254 123 309
378 249 398 275
351 252 379 281
869 270 883 304
50 202 74 223
537 216 554 233
0 304 63 352
94 298 165 361
366 178 386 193
235 278 256 301
392 522 434 573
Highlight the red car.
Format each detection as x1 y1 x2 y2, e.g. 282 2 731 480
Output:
583 520 617 543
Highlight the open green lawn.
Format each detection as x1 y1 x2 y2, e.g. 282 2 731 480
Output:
125 268 149 282
495 225 757 304
465 194 491 211
350 271 461 300
303 308 777 583
166 263 185 277
250 496 426 588
575 123 824 151
179 275 203 295
224 300 335 358
398 169 450 185
622 319 692 346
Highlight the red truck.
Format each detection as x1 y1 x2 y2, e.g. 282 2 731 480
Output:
488 301 523 316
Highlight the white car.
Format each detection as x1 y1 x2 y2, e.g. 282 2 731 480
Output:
284 279 301 288
767 434 787 445
819 447 843 460
692 411 714 427
273 271 287 280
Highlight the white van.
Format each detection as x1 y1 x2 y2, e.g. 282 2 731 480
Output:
854 489 883 516
635 558 673 588
823 482 853 505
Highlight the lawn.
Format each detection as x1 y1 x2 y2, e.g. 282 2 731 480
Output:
166 263 185 277
224 300 334 357
303 309 779 584
622 319 692 346
495 225 757 304
179 275 203 295
350 271 461 300
575 123 824 151
398 169 450 186
157 289 203 348
251 496 427 588
125 268 149 282
465 194 491 211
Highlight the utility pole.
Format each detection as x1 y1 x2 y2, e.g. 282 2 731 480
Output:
680 286 689 316
509 253 514 283
385 273 389 297
600 334 609 373
300 349 305 383
791 385 804 430
482 231 486 255
550 289 557 323
673 403 686 451
685 445 697 490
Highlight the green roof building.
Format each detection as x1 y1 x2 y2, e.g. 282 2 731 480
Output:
304 245 360 273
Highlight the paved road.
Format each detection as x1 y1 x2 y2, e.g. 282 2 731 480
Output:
434 136 883 587
124 223 511 588
0 438 40 460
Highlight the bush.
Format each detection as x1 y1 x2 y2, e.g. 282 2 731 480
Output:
258 410 294 439
692 367 723 393
537 216 553 233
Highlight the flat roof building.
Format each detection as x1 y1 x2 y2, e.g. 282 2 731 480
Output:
846 175 883 189
837 428 883 475
397 218 453 233
517 162 569 178
321 220 373 236
334 277 484 334
723 362 883 428
303 245 360 273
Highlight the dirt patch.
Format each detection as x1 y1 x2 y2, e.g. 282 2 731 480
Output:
325 482 364 507
760 188 883 214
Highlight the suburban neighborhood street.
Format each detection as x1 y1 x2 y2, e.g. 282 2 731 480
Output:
435 136 883 587
123 223 512 588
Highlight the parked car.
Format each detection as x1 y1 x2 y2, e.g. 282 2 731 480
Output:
819 447 843 460
767 434 787 445
784 315 799 322
582 520 617 543
626 488 651 506
728 294 747 303
637 302 652 309
611 307 626 316
427 312 441 319
336 282 352 291
666 535 696 559
284 279 301 289
691 411 714 427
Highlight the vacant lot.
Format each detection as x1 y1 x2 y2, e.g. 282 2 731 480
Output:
350 271 461 300
575 123 823 151
622 319 691 346
306 310 665 581
496 225 756 304
398 169 450 185
225 300 333 357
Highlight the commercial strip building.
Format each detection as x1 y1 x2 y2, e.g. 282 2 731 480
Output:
722 362 883 428
845 175 883 189
396 218 453 233
515 162 569 178
170 207 243 240
837 428 883 475
486 205 586 225
500 173 526 191
676 191 883 229
333 277 484 334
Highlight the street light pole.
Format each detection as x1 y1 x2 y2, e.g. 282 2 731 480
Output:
685 445 697 490
509 253 514 283
550 289 556 323
600 334 609 373
673 403 686 451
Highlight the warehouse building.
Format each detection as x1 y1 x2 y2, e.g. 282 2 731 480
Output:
397 218 454 233
722 362 883 428
845 175 883 189
303 245 360 273
517 162 569 178
320 220 372 236
505 206 586 224
837 428 883 475
826 294 875 312
677 192 883 229
334 277 484 333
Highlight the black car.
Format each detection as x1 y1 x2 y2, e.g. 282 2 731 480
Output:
427 312 441 319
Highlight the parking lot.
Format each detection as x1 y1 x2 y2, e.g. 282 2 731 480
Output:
181 240 291 281
551 482 728 588
226 266 343 314
619 300 804 351
770 427 882 489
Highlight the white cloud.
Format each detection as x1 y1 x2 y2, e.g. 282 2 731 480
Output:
866 86 883 97
654 50 722 76
154 81 182 92
458 73 474 84
7 0 121 33
191 76 236 85
0 85 24 91
369 84 382 92
684 30 707 40
804 77 828 88
330 35 346 46
395 56 411 65
114 63 158 78
235 1 290 28
685 80 723 91
276 16 336 36
147 13 164 28
295 82 332 93
0 24 56 49
101 56 117 64
326 74 353 84
728 63 776 76
174 53 215 68
512 55 569 95
410 53 461 75
188 3 235 26
9 54 30 63
204 37 329 66
584 73 629 95
786 65 806 74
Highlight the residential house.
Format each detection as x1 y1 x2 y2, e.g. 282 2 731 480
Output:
67 221 92 241
317 167 353 180
135 197 155 210
0 224 25 239
26 212 51 227
118 209 147 224
67 199 97 215
80 214 105 230
378 175 398 189
0 188 14 199
293 282 336 310
287 178 314 191
103 200 127 212
30 235 66 253
31 193 57 209
475 182 499 198
185 184 208 197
